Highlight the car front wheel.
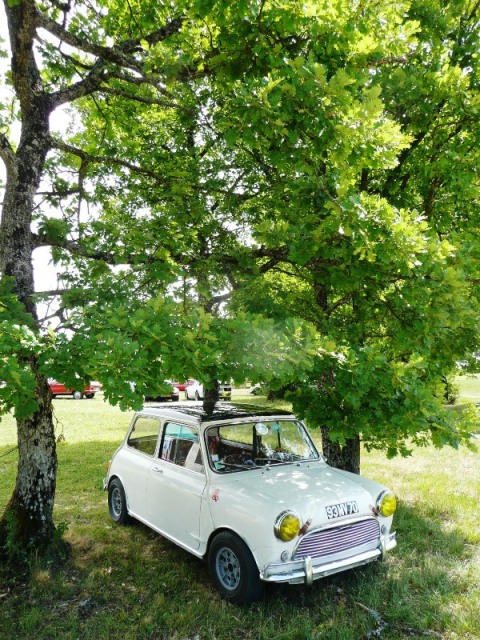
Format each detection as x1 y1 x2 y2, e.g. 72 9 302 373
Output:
72 390 83 399
208 531 264 604
108 478 130 524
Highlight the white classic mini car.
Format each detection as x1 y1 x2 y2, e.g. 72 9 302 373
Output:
104 403 397 603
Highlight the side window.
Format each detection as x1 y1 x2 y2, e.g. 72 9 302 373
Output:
161 423 204 473
127 416 161 456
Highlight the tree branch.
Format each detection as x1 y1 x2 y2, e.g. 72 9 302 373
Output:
99 86 189 113
33 288 69 298
205 291 232 312
364 52 416 68
36 11 186 108
36 11 185 66
49 136 169 181
0 132 18 179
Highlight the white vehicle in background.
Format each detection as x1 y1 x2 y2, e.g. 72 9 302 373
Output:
104 402 397 603
184 380 231 401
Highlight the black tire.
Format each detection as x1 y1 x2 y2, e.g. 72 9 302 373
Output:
72 390 83 400
108 478 130 524
195 390 201 401
208 531 264 604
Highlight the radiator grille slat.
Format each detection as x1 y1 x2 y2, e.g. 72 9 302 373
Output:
294 519 380 560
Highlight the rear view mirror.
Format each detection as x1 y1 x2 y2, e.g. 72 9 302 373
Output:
255 423 269 435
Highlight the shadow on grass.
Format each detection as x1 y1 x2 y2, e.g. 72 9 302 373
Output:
0 441 476 640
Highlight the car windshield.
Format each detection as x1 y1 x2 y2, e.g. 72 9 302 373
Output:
205 419 320 473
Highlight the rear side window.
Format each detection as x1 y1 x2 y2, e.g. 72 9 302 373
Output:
127 416 161 456
161 423 204 473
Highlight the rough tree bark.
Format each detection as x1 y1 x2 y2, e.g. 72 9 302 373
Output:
320 427 361 474
203 380 220 415
0 363 57 556
0 171 58 555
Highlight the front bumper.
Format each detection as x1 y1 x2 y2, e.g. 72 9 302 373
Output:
260 532 396 585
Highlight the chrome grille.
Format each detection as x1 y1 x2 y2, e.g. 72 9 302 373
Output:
294 519 380 560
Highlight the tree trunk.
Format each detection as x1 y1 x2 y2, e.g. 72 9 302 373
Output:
321 428 361 474
203 379 219 415
0 48 58 556
0 167 59 559
0 363 57 562
0 165 59 561
0 144 59 557
312 280 361 474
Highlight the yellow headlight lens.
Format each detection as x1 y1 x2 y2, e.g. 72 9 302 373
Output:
274 511 301 542
377 491 397 517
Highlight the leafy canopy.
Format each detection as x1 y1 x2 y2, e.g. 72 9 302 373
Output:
1 0 478 457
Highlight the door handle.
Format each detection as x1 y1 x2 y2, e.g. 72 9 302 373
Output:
152 465 163 473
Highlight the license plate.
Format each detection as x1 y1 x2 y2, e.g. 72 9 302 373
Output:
326 501 359 519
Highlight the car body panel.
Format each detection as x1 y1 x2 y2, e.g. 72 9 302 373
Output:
147 459 207 550
203 462 394 570
112 445 153 516
185 381 232 400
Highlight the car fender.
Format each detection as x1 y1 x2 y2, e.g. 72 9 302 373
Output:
204 473 298 569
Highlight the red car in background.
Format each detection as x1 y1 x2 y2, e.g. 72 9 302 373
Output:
49 380 98 399
172 379 195 393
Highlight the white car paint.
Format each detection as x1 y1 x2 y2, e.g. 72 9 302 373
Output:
104 403 397 601
184 380 232 400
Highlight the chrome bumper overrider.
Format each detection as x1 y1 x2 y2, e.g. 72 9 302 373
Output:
260 532 397 586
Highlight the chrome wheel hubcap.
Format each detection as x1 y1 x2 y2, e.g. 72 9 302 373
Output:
111 487 122 517
216 547 241 590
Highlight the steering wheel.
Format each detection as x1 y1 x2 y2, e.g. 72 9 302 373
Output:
223 453 254 466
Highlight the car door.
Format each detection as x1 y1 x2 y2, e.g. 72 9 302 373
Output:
147 422 207 551
50 381 68 395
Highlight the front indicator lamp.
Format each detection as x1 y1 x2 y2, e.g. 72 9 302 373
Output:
274 510 301 542
376 490 397 517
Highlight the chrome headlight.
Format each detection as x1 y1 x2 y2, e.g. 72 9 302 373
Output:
274 510 301 542
376 490 397 517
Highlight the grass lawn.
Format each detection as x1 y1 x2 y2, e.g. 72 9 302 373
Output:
1 386 479 640
456 374 480 404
